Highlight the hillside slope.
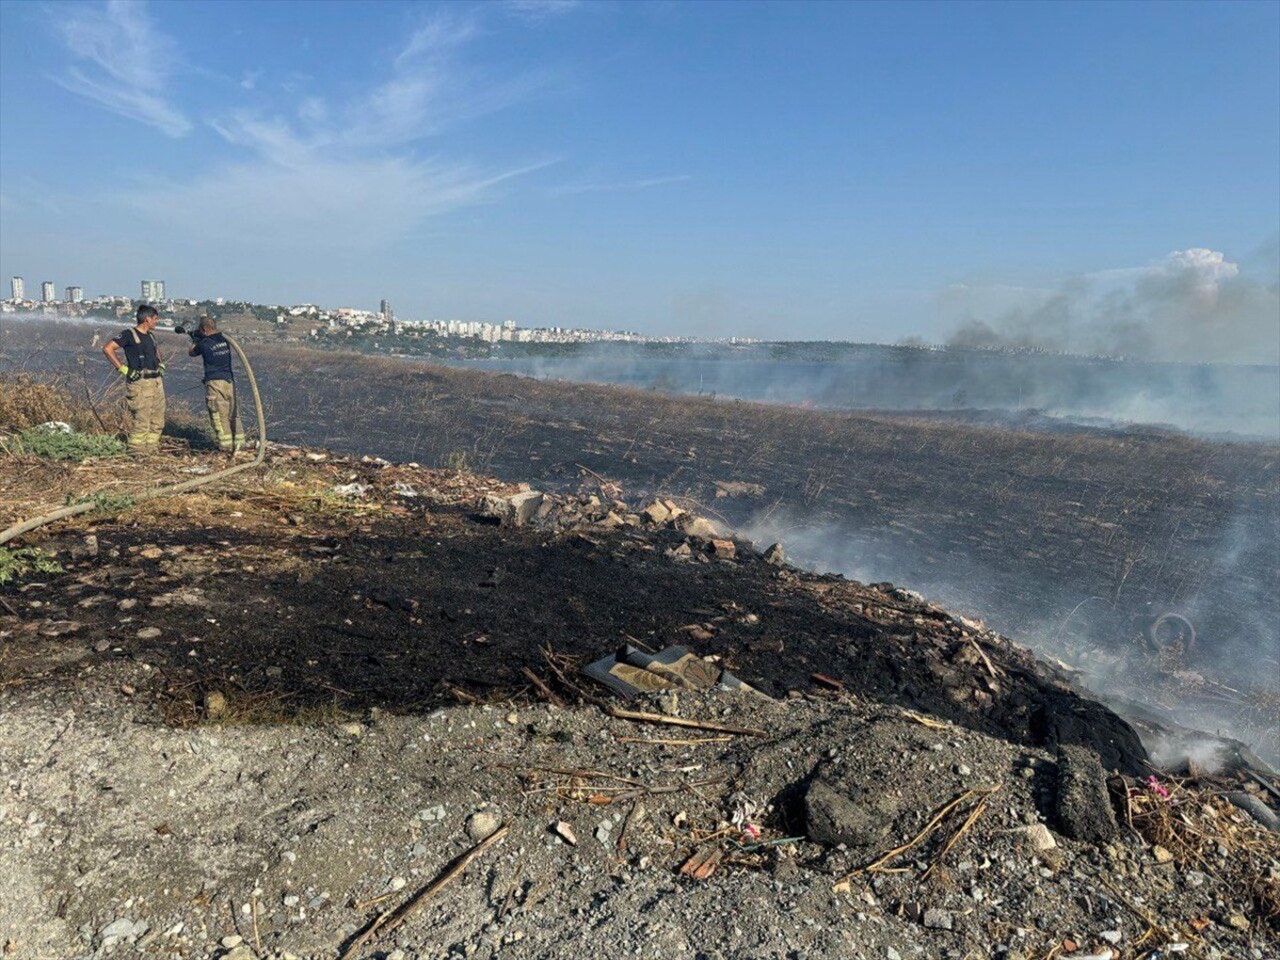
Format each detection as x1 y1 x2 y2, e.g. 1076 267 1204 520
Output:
2 444 1277 960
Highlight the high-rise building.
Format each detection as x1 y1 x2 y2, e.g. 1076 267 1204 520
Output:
140 279 166 301
66 286 83 303
10 277 24 300
380 299 393 321
41 281 56 302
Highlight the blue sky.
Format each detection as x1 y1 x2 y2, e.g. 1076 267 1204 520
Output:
1 0 1277 350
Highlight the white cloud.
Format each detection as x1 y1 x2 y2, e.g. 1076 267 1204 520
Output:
124 156 548 249
1157 247 1239 302
121 10 555 256
50 0 191 137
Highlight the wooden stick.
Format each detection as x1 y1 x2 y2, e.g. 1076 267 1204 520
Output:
835 786 999 887
606 706 766 737
968 636 1002 680
520 667 565 708
617 736 733 746
338 825 509 960
922 785 1000 881
251 896 262 956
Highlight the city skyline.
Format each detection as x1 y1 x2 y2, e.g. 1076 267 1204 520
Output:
1 1 1277 361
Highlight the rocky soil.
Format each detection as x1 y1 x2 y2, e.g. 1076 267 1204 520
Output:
2 445 1278 960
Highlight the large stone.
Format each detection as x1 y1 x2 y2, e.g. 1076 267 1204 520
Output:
508 491 544 526
680 516 723 539
481 491 544 526
1054 745 1119 843
803 778 893 849
707 539 736 559
642 501 672 525
763 542 786 566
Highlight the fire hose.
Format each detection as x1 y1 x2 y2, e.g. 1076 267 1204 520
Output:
0 334 267 546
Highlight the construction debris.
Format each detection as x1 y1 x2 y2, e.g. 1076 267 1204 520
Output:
582 644 762 699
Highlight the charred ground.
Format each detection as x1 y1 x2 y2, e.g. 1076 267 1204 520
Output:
6 319 1278 761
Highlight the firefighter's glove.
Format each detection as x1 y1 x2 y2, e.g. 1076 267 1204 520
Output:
117 365 130 379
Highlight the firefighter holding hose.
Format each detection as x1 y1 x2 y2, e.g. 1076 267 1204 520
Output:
102 303 166 454
187 315 244 452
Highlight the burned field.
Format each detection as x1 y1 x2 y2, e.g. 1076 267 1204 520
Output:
1 450 1143 771
5 320 1278 759
243 344 1280 755
3 443 1280 960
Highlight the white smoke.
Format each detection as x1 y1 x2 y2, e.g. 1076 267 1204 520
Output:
944 246 1279 364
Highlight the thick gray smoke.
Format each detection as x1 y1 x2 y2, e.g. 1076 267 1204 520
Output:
942 247 1280 364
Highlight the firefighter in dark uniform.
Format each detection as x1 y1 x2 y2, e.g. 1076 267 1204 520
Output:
187 316 244 451
102 304 166 453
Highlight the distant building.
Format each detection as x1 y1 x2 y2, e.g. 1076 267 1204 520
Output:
10 277 24 300
140 279 166 301
66 286 83 303
41 281 55 302
380 299 393 321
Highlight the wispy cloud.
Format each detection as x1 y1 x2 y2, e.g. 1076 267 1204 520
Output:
49 0 191 137
551 174 692 196
503 0 582 22
122 9 555 252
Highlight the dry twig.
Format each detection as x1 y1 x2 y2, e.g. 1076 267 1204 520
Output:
606 706 766 737
339 825 509 960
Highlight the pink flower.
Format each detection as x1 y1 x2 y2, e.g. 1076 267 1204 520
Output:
1145 775 1170 800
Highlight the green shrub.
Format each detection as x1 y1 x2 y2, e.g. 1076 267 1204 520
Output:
0 547 63 585
9 426 126 461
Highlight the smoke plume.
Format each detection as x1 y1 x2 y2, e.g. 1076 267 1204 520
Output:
943 247 1280 364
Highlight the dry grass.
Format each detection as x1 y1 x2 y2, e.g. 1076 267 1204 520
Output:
1122 777 1280 932
0 371 117 433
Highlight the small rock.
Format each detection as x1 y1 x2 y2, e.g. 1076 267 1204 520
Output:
466 811 502 843
1184 870 1207 888
338 722 364 737
139 546 164 559
204 690 229 720
763 542 786 566
922 907 953 930
136 626 162 640
1023 824 1057 851
118 598 138 611
99 918 138 943
220 935 244 949
1152 844 1174 864
223 947 253 960
552 821 578 846
1100 931 1122 944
